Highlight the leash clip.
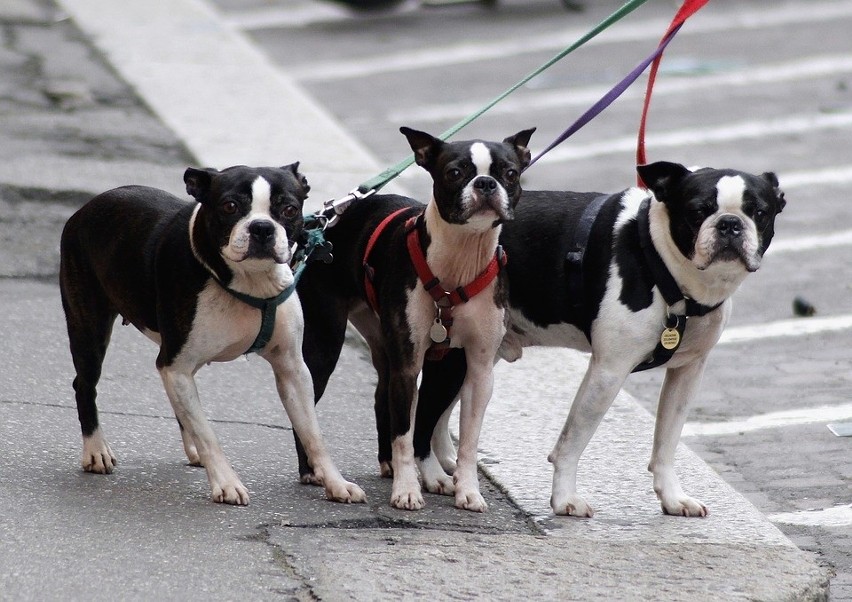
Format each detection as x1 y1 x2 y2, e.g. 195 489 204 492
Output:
319 187 377 228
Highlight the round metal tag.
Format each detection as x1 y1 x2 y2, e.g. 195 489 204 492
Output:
660 327 680 350
430 321 448 343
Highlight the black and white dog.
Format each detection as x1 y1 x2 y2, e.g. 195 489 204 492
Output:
411 161 786 517
297 127 534 511
60 164 365 506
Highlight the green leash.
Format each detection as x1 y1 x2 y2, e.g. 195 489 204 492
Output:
352 0 652 197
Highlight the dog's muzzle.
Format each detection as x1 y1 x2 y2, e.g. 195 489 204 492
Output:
246 219 288 263
470 176 513 223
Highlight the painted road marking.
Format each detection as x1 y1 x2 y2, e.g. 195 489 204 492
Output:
683 403 852 437
386 54 852 125
281 0 852 81
769 505 852 528
718 314 852 346
537 110 852 163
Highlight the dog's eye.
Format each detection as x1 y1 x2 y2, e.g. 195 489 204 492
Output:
505 169 519 183
754 209 766 220
222 200 238 215
282 205 300 219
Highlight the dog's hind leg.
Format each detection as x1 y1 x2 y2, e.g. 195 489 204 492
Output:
387 362 424 510
415 349 466 495
548 358 629 518
296 274 351 484
60 261 118 475
177 419 202 466
649 359 709 517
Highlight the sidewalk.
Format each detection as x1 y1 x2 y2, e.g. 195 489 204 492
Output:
0 0 830 599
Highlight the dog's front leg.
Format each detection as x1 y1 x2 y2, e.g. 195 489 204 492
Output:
549 358 628 517
453 351 495 512
159 365 250 505
649 358 709 517
267 347 366 504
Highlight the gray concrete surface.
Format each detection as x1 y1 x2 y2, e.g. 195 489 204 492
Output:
0 0 833 599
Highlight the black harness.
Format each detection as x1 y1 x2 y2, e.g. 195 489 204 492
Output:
565 195 722 373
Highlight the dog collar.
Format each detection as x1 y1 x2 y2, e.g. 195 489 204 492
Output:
406 213 507 361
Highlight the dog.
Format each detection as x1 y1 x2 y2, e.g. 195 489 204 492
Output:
296 127 534 511
410 161 786 517
59 163 366 506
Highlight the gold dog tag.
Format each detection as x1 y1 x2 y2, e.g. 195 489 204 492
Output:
660 327 680 350
430 319 448 343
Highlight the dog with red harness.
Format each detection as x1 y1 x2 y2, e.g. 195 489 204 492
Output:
296 126 534 511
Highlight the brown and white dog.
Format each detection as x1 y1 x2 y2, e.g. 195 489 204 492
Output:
296 127 534 511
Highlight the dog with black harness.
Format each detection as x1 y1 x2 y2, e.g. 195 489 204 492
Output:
409 161 786 517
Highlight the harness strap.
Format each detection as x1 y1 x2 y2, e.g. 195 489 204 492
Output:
363 207 413 313
631 198 723 372
405 214 506 361
213 224 327 354
565 194 610 311
405 215 507 308
216 263 304 354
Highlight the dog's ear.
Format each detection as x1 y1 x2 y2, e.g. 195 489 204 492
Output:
282 161 310 194
761 171 785 213
636 161 691 203
504 128 536 169
400 126 443 170
184 167 218 201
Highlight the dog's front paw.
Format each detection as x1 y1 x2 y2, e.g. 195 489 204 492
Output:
551 493 595 518
325 480 367 504
211 480 250 506
455 490 488 513
661 495 708 517
81 432 117 474
379 461 393 478
390 487 425 511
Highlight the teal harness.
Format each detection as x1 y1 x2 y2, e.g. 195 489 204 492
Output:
216 222 331 354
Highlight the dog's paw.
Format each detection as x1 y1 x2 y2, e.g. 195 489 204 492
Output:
325 480 367 504
379 461 393 478
419 456 455 496
211 480 250 506
390 488 425 511
551 494 595 518
81 432 117 474
661 495 708 518
455 490 488 513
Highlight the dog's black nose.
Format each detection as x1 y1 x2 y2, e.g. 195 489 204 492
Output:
716 215 743 238
473 176 498 193
248 220 276 243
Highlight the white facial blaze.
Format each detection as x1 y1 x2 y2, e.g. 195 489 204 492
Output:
224 176 289 266
693 174 760 271
461 142 509 228
469 142 492 176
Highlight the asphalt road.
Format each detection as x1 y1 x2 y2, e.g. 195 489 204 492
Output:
212 0 852 594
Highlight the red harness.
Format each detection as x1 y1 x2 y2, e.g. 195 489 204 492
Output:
363 210 507 361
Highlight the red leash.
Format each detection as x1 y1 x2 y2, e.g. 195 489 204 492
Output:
636 0 711 184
